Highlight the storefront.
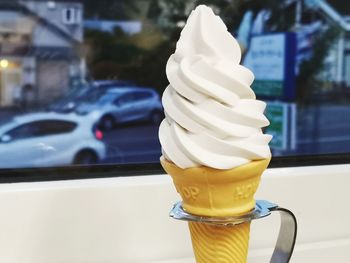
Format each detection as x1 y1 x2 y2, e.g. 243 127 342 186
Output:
0 59 22 107
0 1 83 108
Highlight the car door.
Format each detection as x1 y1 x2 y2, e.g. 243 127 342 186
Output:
0 122 46 168
133 91 154 120
113 93 138 123
32 120 78 166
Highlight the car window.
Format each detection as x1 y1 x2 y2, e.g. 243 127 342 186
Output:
135 91 153 100
36 121 77 136
5 121 77 141
117 93 135 105
5 123 41 141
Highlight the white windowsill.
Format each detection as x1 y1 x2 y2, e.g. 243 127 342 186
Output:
0 163 349 262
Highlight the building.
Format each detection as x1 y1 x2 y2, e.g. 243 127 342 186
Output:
0 1 84 108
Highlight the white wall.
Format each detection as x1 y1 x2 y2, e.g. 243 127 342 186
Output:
32 25 70 47
0 163 349 263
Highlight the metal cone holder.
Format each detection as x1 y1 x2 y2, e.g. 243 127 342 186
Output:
170 200 297 263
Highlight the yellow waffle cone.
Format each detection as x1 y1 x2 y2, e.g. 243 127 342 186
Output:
189 221 250 263
161 157 270 263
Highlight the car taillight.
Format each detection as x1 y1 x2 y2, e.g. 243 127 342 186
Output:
95 129 104 140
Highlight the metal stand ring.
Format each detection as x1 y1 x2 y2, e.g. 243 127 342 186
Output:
170 200 297 263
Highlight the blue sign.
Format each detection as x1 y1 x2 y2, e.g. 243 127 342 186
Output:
244 32 297 101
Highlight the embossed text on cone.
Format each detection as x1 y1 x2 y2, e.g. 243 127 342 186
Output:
161 157 270 263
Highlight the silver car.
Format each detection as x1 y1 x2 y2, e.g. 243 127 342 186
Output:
75 87 163 130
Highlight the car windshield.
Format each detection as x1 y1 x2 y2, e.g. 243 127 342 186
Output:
51 85 90 104
77 89 106 104
65 85 90 100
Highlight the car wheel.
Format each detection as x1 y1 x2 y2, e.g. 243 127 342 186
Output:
73 150 98 165
100 115 115 131
150 111 163 125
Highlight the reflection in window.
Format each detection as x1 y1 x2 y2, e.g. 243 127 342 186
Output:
0 0 349 170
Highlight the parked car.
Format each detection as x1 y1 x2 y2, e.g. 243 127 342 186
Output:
48 80 134 113
0 113 106 168
75 87 163 130
48 84 90 113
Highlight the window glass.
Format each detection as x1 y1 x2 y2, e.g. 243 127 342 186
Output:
118 93 135 104
135 91 153 100
0 0 349 170
6 123 41 141
36 121 77 135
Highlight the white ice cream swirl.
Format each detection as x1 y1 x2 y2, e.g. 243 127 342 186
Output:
159 5 272 169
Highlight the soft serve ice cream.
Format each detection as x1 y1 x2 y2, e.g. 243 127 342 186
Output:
159 5 272 170
160 7 273 262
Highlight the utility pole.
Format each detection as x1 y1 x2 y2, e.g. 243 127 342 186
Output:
295 0 302 30
337 32 345 84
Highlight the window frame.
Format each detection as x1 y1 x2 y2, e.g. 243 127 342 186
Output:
0 153 349 183
62 7 81 25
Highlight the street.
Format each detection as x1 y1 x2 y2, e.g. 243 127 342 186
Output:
294 105 350 155
0 104 350 167
99 104 350 163
101 123 161 164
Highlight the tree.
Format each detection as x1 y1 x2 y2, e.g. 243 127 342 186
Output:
83 0 141 20
84 0 341 100
297 26 340 104
328 0 350 15
147 0 244 39
84 29 144 80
